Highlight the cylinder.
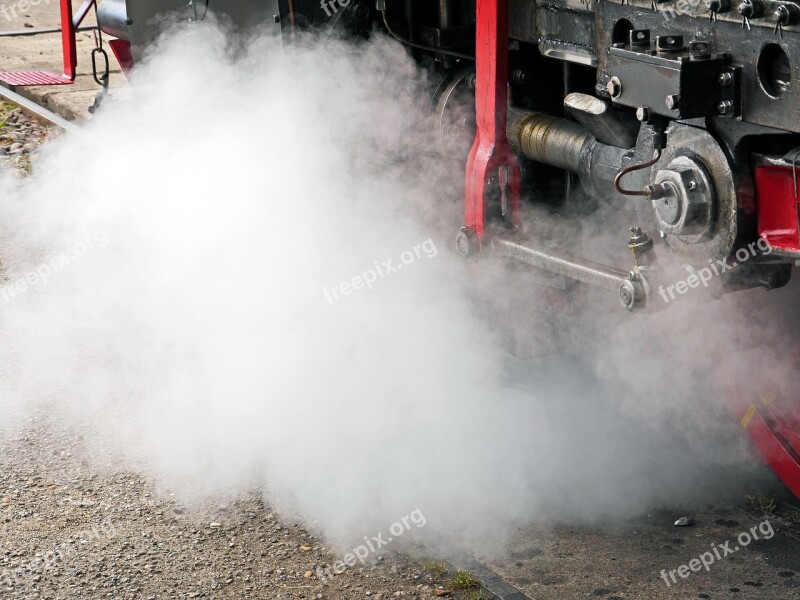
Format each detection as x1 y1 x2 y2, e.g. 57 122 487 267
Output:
506 106 593 173
97 0 130 41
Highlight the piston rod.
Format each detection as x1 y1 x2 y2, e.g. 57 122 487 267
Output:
492 238 631 292
492 237 647 310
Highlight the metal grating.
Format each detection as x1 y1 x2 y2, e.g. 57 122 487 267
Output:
0 71 71 86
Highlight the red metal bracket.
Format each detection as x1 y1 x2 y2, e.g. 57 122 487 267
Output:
108 40 134 76
735 346 800 501
755 165 800 253
60 0 78 81
462 0 520 247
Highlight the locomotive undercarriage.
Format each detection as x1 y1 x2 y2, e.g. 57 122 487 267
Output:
94 0 800 311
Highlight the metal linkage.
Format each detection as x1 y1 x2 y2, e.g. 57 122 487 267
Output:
492 238 650 311
459 0 520 251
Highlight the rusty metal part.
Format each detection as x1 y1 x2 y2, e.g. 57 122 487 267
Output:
506 106 592 172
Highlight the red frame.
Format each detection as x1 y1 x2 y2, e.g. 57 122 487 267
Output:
755 165 800 252
463 0 520 244
62 0 99 81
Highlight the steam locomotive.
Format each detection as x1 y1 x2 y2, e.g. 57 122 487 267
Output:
3 0 800 499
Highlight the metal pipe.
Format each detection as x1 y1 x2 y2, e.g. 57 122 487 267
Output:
438 0 455 29
492 238 631 293
0 26 97 37
564 92 638 149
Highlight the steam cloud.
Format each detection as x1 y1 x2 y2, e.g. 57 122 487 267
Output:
0 19 796 557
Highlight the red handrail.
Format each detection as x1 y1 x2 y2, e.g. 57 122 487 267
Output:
60 0 77 80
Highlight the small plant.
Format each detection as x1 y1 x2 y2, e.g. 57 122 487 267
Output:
420 559 449 578
754 492 778 513
451 569 480 590
463 589 490 600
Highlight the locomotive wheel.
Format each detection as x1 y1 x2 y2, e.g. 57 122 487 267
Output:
433 66 476 161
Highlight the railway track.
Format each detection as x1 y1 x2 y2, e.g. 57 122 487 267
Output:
0 85 82 136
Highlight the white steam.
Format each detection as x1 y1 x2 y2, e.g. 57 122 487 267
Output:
0 21 793 557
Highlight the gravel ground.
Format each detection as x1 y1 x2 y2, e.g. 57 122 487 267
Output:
0 102 50 173
0 412 471 600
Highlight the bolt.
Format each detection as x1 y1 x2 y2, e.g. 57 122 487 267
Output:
707 0 731 10
619 285 633 306
354 2 370 20
718 100 734 114
689 40 711 58
718 72 733 86
665 94 680 110
738 0 761 17
511 68 530 85
636 106 652 123
630 30 651 47
456 227 478 258
607 77 622 99
645 183 663 198
656 35 684 52
688 180 698 190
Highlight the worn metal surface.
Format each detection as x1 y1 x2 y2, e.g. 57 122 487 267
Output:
492 238 632 293
506 107 592 173
649 122 739 262
564 92 638 148
0 85 83 135
124 0 281 61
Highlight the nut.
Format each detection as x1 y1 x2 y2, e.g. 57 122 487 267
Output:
665 94 680 110
607 76 622 99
